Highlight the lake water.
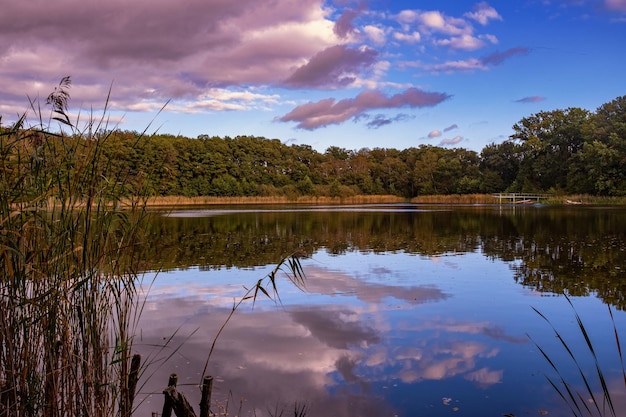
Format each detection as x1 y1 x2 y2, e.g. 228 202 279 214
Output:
134 204 626 417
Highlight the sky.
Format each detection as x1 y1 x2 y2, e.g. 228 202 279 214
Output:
1 0 625 153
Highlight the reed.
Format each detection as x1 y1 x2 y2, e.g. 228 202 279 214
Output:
544 195 626 205
0 77 150 417
143 194 406 206
410 193 497 204
529 295 626 417
1 79 309 417
122 193 626 208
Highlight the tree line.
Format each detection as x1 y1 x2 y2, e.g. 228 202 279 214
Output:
5 94 625 198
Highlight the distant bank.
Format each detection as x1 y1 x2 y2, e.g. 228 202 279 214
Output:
141 194 626 207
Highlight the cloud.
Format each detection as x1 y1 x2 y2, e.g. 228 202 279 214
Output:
439 136 463 146
0 0 340 113
136 262 515 416
405 46 529 73
393 31 422 43
435 34 486 51
428 130 442 138
481 47 529 65
179 88 280 112
290 309 380 349
282 45 379 88
334 6 363 38
417 11 471 36
482 34 499 44
415 58 487 73
464 367 504 387
605 0 626 11
515 96 546 103
363 25 387 46
278 88 451 130
394 5 508 57
443 123 458 132
365 113 413 129
293 264 450 306
464 2 503 25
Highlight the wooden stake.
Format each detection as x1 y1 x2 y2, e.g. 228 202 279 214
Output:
162 374 178 417
200 376 213 417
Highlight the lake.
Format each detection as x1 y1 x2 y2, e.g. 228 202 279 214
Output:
134 204 626 417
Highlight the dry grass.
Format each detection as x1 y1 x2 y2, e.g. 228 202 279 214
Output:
544 194 626 205
410 194 497 204
1 78 148 417
0 78 311 417
142 194 407 206
135 193 626 207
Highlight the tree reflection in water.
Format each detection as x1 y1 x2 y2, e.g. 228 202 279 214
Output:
135 205 626 416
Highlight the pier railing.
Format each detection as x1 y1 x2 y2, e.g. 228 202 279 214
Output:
492 193 552 204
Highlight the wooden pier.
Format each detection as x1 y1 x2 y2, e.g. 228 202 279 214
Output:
492 193 551 204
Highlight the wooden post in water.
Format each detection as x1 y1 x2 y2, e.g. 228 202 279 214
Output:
160 373 213 417
163 386 198 417
128 354 141 413
199 376 213 417
121 354 141 417
162 373 178 417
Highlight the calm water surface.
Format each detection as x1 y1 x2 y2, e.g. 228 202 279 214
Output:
135 204 626 417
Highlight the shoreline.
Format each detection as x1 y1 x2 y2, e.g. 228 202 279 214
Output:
139 194 626 207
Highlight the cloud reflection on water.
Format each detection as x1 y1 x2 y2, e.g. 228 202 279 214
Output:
135 257 524 416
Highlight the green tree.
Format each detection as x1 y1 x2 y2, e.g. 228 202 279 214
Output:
479 141 520 192
510 108 591 192
412 147 439 195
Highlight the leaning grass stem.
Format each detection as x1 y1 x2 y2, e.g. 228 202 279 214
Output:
530 294 626 417
199 252 307 381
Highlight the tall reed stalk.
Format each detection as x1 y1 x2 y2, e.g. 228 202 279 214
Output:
0 77 149 417
530 295 626 417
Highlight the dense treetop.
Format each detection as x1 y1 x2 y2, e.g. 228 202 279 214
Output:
4 95 625 198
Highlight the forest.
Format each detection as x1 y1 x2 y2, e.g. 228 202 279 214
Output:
5 94 626 198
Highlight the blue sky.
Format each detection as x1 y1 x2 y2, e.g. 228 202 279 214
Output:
1 0 625 153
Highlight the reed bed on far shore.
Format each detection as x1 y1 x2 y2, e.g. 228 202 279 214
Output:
543 194 626 205
142 194 407 206
142 193 626 207
410 193 497 204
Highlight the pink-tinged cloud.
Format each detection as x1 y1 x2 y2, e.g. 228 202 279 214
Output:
428 130 442 138
0 0 340 114
334 4 365 38
443 123 458 132
515 96 546 103
436 34 485 51
407 46 529 74
364 25 387 46
481 47 529 65
366 113 412 129
279 88 450 130
417 11 470 36
464 2 503 25
439 136 463 146
282 45 379 88
606 0 626 11
426 58 487 72
393 31 422 43
396 6 505 53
